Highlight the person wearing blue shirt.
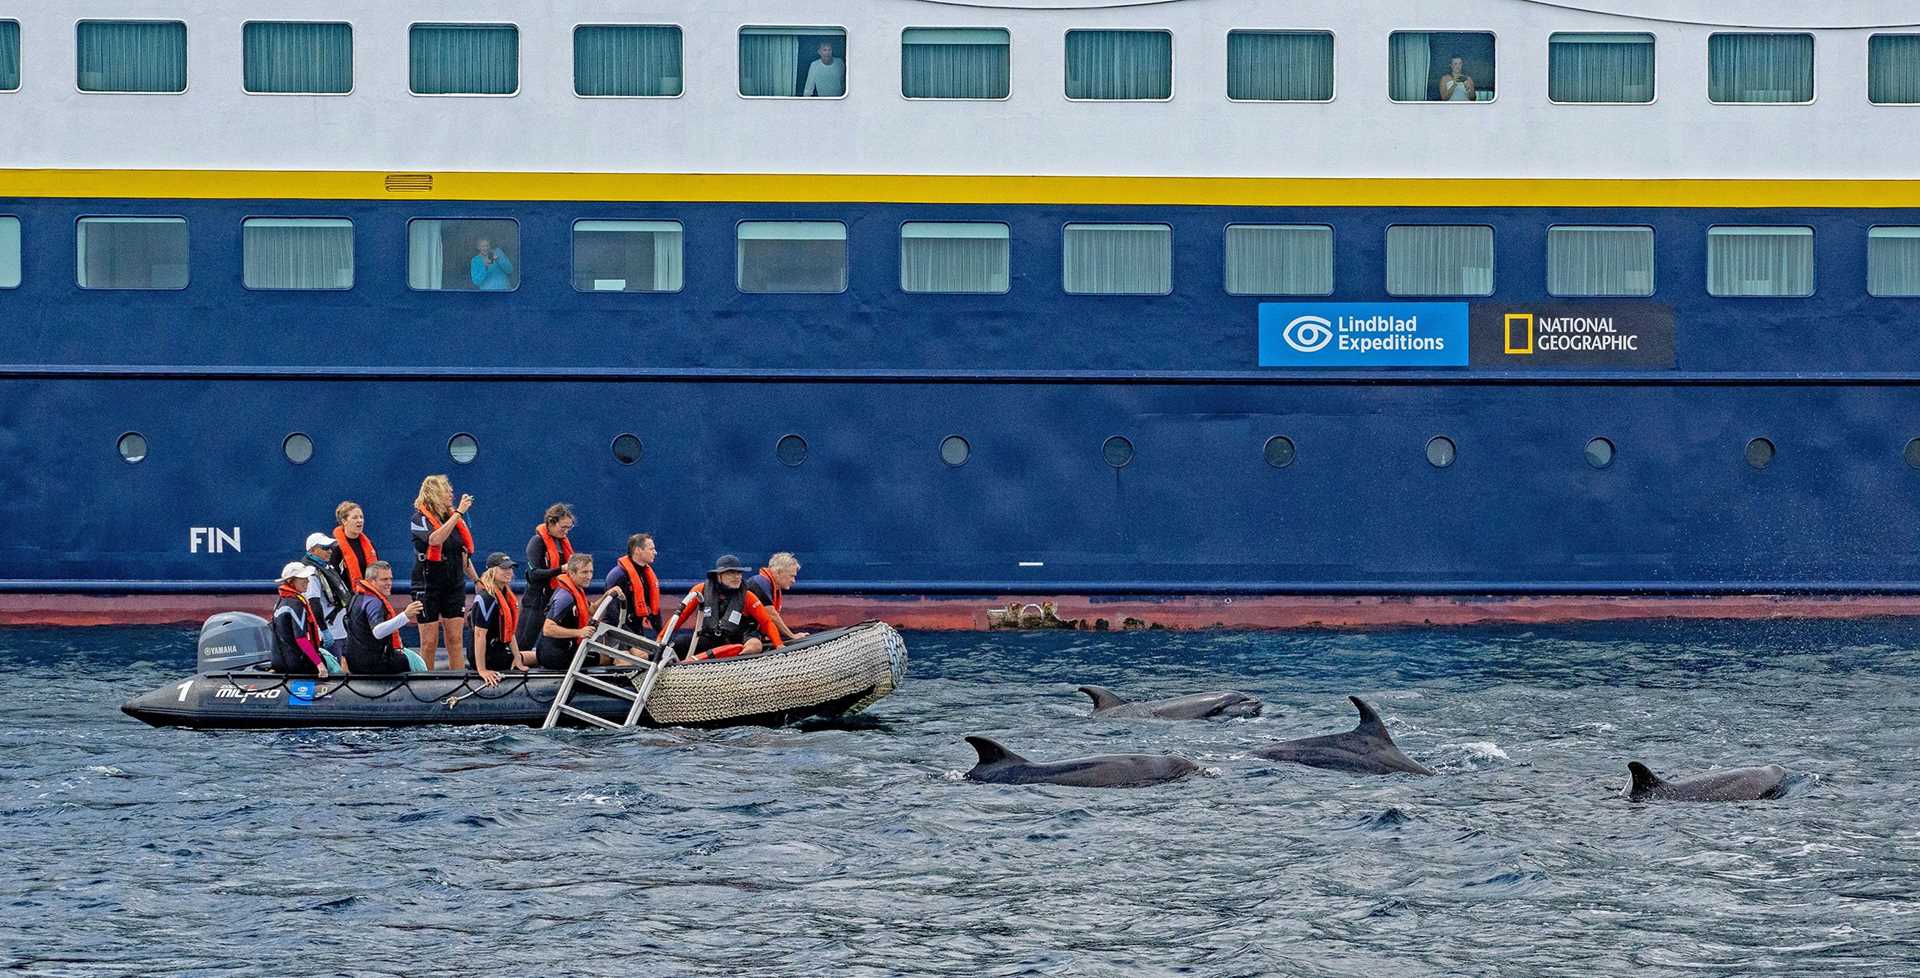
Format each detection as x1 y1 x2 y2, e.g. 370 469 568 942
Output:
470 237 514 290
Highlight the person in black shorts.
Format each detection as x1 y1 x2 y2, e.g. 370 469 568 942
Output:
410 474 478 671
468 551 531 685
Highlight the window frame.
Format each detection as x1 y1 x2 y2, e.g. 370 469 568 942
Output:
1224 29 1336 104
571 23 686 100
74 214 191 291
1868 32 1920 107
0 19 20 94
737 25 850 101
1383 223 1496 297
0 214 20 290
1544 224 1656 298
899 25 1012 102
569 217 686 294
239 20 355 97
239 216 356 292
1545 31 1657 106
404 216 523 293
1221 222 1335 296
1062 28 1176 103
1060 221 1175 296
1386 29 1498 104
74 19 189 95
406 22 522 98
733 219 850 295
1706 31 1816 106
1704 224 1816 298
897 219 1012 295
1865 225 1920 297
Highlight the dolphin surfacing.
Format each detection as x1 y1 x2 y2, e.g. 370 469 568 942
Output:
1251 696 1435 776
1078 685 1264 720
1626 761 1794 802
963 736 1199 788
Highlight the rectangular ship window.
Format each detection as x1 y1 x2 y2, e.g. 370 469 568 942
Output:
1870 34 1920 104
244 22 352 94
244 218 353 290
408 219 520 291
1225 224 1333 295
1227 31 1333 102
740 27 847 98
1066 30 1172 100
1708 33 1812 103
1707 227 1813 296
1 21 19 92
77 21 187 93
1387 225 1493 296
573 220 683 292
1548 33 1654 103
410 24 518 95
738 221 847 293
77 217 188 290
902 28 1009 99
1868 228 1920 296
1064 223 1172 295
901 222 1009 293
1389 31 1494 102
1547 226 1654 296
0 217 18 288
574 25 682 97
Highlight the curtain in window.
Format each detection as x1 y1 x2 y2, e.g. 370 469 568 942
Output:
77 21 187 93
77 218 188 289
1388 32 1430 101
1227 32 1333 101
1869 34 1920 104
740 32 801 96
1708 34 1812 103
1868 228 1920 296
243 22 351 94
651 228 684 291
0 217 18 289
573 221 681 291
901 223 1009 293
1225 225 1332 295
1707 227 1812 296
408 221 446 290
1064 224 1171 294
1065 31 1171 99
410 25 517 95
1387 226 1493 296
1548 34 1653 103
244 219 353 290
1548 226 1653 296
902 28 1009 99
738 222 847 292
0 21 20 90
575 25 682 97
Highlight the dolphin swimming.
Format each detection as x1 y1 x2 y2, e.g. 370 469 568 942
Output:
1077 685 1263 720
963 736 1200 788
1626 761 1795 802
1251 696 1435 776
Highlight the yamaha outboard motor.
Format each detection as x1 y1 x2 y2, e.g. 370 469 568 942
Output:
198 612 272 671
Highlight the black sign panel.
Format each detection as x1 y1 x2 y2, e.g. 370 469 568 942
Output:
1469 303 1675 369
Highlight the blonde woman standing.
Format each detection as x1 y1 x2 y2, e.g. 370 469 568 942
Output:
409 474 477 671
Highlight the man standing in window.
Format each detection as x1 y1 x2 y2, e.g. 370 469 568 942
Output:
1438 56 1476 101
802 41 844 97
470 237 514 290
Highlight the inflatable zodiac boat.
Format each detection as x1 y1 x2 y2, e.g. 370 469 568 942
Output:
122 613 908 731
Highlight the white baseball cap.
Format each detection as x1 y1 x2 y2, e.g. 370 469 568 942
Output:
278 561 316 583
305 532 335 551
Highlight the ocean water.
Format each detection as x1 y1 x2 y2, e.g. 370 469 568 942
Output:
2 621 1917 977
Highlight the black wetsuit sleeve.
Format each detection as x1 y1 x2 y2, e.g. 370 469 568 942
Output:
526 535 559 586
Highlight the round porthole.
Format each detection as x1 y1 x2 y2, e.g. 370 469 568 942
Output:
1263 436 1297 469
777 434 809 467
283 433 314 465
1584 437 1614 470
941 435 970 467
1103 435 1135 469
612 433 643 465
1425 436 1456 469
448 433 479 465
1904 438 1920 469
1745 437 1775 470
116 432 148 464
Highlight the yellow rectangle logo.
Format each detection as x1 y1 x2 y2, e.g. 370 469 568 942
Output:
1504 313 1534 355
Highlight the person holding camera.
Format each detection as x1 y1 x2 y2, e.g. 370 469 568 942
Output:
410 474 478 671
1439 55 1476 101
469 237 515 290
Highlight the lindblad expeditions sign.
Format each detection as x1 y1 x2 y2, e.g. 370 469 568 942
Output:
1469 303 1675 368
1257 302 1675 369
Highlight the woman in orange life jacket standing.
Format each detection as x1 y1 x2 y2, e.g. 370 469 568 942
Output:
409 475 477 671
602 532 664 636
518 503 576 653
535 553 600 670
330 500 376 588
468 552 533 686
659 555 784 660
745 552 809 644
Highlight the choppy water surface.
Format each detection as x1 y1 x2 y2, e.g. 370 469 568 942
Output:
3 621 1918 977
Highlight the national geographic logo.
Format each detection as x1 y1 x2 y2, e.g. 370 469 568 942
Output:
1469 304 1675 369
1504 313 1533 355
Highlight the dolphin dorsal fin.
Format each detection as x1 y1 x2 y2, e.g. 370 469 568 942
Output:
1350 696 1391 738
965 736 1027 766
1078 685 1125 711
1627 761 1666 796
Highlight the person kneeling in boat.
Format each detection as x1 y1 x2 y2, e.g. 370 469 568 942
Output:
659 554 784 660
272 562 334 676
535 553 601 670
747 552 808 643
344 560 427 675
469 552 534 686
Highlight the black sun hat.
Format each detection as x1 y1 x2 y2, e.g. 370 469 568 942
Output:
709 554 750 575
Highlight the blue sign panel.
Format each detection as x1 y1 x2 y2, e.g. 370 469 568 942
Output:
1258 302 1470 367
288 679 315 707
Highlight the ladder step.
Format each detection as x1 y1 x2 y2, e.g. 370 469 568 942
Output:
555 703 622 730
571 672 640 700
582 642 657 667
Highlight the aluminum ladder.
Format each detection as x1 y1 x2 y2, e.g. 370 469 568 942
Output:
541 621 671 730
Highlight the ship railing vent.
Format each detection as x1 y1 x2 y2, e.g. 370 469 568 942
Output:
384 174 434 193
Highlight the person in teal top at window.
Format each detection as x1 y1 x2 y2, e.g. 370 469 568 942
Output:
470 237 514 290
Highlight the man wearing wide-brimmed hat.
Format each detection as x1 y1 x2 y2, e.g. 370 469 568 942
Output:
658 554 784 660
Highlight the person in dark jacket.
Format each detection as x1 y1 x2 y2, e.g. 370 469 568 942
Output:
301 532 351 646
271 562 331 676
344 560 426 675
518 503 576 651
602 532 664 636
659 555 783 659
744 551 808 643
535 553 599 670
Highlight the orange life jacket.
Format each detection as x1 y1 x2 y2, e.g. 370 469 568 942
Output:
418 504 473 562
484 581 519 644
552 574 591 630
353 580 405 650
333 527 376 586
536 524 573 575
754 568 783 612
618 555 660 618
666 582 783 649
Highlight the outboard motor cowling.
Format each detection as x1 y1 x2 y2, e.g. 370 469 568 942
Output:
198 612 272 671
